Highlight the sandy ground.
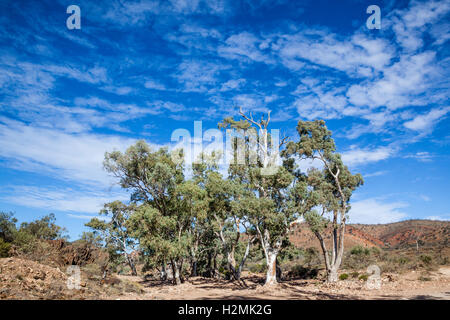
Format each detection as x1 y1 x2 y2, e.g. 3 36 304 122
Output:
1 257 448 300
114 267 450 300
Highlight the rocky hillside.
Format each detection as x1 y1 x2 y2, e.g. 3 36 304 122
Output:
290 219 450 250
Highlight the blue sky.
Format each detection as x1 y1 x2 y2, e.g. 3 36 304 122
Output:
0 0 449 240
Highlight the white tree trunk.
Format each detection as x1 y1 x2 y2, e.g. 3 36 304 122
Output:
236 239 252 280
265 250 278 285
327 267 338 282
160 262 167 280
171 260 181 285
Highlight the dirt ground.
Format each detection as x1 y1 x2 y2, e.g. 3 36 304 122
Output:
114 267 450 300
1 257 449 300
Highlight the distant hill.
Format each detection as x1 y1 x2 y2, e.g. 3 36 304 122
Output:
289 219 450 251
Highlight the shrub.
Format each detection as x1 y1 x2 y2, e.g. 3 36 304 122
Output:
358 274 368 281
0 238 11 257
370 247 381 256
82 263 103 278
351 271 359 278
118 265 131 275
344 246 376 270
121 279 145 293
249 262 267 273
288 264 318 279
437 256 448 265
418 275 431 281
339 273 349 280
350 245 370 256
419 255 432 265
0 211 17 243
397 257 409 265
18 213 67 240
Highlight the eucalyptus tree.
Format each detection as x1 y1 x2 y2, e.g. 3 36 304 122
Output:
218 108 296 286
192 151 255 282
175 179 208 278
206 170 256 282
103 140 187 284
189 152 221 277
285 120 363 282
86 201 138 275
128 200 191 285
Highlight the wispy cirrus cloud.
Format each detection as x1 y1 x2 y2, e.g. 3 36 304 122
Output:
1 185 128 214
341 146 394 167
403 107 450 132
0 119 139 186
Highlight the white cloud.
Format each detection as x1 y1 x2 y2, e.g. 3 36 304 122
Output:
346 52 440 110
219 78 246 92
425 215 450 221
363 170 388 178
404 151 433 162
174 60 228 92
218 32 273 64
275 31 393 76
1 185 128 214
144 79 167 90
341 146 393 166
388 0 450 51
291 80 353 120
0 119 139 185
67 214 109 220
403 107 450 132
349 198 409 224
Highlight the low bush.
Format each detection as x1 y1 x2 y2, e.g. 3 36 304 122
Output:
418 274 431 281
339 273 349 280
249 262 267 273
419 255 432 265
358 274 368 281
0 238 11 258
350 246 370 256
287 264 318 279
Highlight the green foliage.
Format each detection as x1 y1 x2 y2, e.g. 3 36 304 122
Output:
303 247 321 267
249 262 267 273
0 238 11 257
419 255 432 265
86 201 137 255
304 211 328 234
80 116 366 284
18 213 67 241
397 257 410 265
278 241 302 263
217 110 303 285
79 231 103 247
104 143 189 269
339 273 349 280
0 211 18 243
287 264 319 279
344 245 376 270
358 274 368 281
284 120 363 281
350 245 371 256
